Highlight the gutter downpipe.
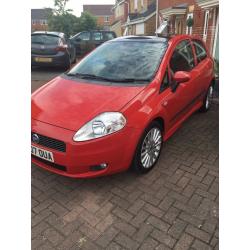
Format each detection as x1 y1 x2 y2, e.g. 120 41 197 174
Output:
156 0 159 31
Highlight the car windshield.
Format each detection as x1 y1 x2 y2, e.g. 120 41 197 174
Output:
68 40 167 83
31 35 60 45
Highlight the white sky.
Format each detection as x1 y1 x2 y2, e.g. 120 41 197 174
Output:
31 0 115 17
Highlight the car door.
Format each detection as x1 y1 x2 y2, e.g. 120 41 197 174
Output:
159 39 197 128
191 39 214 99
72 32 91 57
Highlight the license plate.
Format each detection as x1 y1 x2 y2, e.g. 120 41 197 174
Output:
35 57 52 62
31 145 54 162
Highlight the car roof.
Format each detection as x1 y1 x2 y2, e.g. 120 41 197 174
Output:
79 30 115 33
111 36 168 43
31 31 65 38
108 35 205 47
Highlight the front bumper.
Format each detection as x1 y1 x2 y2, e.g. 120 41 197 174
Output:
31 119 141 178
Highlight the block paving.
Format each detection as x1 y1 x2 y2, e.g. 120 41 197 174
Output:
32 103 219 250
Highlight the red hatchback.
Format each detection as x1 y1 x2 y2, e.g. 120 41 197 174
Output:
31 35 215 178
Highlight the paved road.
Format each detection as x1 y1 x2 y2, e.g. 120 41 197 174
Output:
31 67 65 93
32 70 219 250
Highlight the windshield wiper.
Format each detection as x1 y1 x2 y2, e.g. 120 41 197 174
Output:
66 73 150 83
111 78 151 83
66 73 114 82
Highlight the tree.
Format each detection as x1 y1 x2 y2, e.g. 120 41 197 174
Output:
53 0 72 15
48 13 77 37
72 11 97 34
47 0 98 37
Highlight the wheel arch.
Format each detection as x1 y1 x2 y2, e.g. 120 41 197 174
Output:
151 116 165 132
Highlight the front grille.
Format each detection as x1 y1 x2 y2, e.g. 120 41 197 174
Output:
31 132 66 152
32 155 67 172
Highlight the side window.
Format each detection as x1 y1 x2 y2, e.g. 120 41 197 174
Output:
170 40 195 73
92 32 103 41
104 32 115 40
192 40 207 63
78 32 90 41
160 68 169 92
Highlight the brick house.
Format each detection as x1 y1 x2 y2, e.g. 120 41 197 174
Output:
31 9 51 32
110 0 129 37
82 5 114 31
123 0 157 36
158 0 219 59
196 0 219 61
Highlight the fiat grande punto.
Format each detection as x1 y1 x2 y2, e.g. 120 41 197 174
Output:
31 35 215 178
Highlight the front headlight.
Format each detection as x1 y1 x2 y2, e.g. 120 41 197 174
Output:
73 112 126 142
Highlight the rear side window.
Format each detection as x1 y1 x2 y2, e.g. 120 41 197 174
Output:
193 40 207 63
92 32 103 41
170 40 195 73
31 35 60 45
104 32 115 40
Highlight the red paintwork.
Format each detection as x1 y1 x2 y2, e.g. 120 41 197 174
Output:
32 77 145 131
173 71 191 83
31 35 214 178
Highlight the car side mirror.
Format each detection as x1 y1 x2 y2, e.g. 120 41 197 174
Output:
173 71 191 84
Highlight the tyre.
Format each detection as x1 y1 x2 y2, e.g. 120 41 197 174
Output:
131 121 163 174
199 85 214 112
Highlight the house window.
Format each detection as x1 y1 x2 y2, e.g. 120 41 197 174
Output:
104 16 109 22
203 10 209 41
40 19 47 25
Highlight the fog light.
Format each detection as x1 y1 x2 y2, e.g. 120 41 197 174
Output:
90 163 108 171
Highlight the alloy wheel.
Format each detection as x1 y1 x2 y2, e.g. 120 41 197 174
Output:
140 127 162 169
205 85 213 109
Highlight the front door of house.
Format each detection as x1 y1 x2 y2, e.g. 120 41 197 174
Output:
176 18 184 34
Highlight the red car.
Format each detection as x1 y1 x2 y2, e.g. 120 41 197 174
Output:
31 35 215 178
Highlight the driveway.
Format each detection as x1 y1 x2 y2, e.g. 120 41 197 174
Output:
31 67 65 93
32 70 219 250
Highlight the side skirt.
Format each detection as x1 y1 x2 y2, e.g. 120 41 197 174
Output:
163 101 203 142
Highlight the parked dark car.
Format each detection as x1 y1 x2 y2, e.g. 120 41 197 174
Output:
31 31 76 69
70 30 116 57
